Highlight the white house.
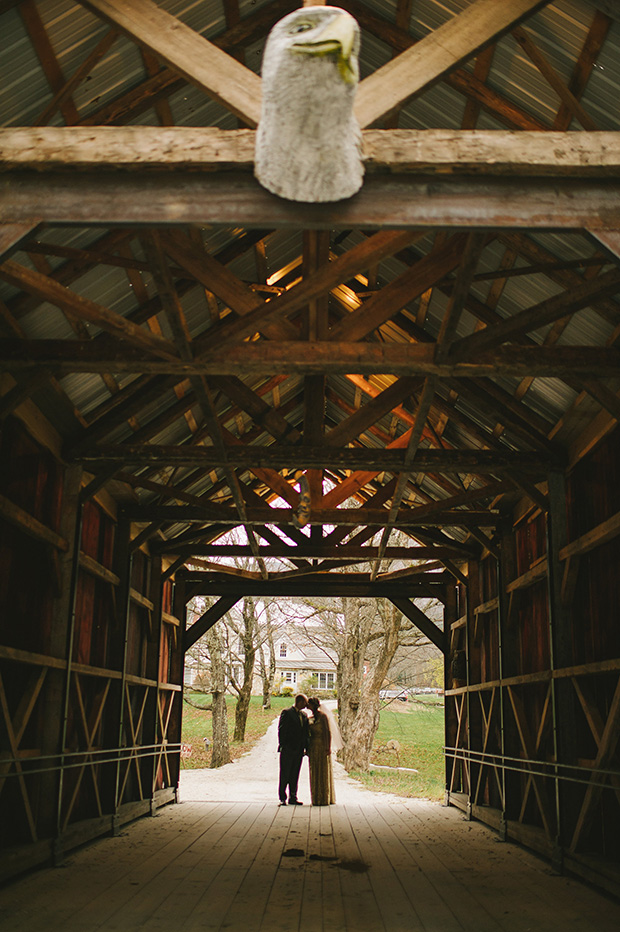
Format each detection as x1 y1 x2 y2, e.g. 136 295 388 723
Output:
272 625 338 694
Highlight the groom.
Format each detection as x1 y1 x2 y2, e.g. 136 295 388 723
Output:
277 693 309 805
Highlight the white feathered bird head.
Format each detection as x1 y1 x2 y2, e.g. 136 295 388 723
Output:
255 6 364 203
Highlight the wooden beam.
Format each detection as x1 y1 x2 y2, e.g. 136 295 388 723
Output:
325 377 419 447
20 0 80 124
130 588 154 611
159 544 463 560
79 551 120 585
506 559 548 592
500 231 620 328
183 228 424 352
0 222 37 259
34 28 119 127
0 493 68 551
178 572 446 599
212 375 300 443
451 268 620 357
75 444 550 473
183 595 239 651
559 510 620 561
4 339 618 380
160 231 297 344
124 504 500 528
332 235 467 343
353 0 552 128
553 11 613 132
0 260 179 360
512 27 598 132
4 127 620 175
6 172 620 229
79 0 262 126
389 596 445 653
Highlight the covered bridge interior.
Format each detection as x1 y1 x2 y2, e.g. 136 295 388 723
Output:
1 0 620 918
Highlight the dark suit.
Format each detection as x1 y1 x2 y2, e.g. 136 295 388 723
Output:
278 705 309 804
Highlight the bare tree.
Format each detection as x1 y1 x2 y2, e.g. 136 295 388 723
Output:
226 597 260 742
343 599 410 770
203 620 231 767
257 601 277 709
290 590 440 772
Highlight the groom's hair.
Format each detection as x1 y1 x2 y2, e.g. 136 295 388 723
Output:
294 694 308 708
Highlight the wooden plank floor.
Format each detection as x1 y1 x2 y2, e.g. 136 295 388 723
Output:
1 799 619 931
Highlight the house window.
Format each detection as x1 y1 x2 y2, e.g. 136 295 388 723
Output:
318 673 335 689
279 643 287 658
284 671 297 683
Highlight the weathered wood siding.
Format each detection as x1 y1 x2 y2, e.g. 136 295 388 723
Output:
0 417 182 882
446 425 620 895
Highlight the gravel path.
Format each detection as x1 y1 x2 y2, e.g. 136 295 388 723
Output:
179 715 404 806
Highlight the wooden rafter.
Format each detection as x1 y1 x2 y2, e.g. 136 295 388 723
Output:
5 339 617 380
353 0 551 128
80 0 262 126
6 127 620 175
6 172 620 229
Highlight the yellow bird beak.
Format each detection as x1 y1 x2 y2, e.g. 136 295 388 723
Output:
292 13 358 83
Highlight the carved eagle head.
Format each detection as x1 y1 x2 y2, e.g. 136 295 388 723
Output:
255 6 364 203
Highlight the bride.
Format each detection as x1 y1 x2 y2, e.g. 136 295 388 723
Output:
306 697 343 806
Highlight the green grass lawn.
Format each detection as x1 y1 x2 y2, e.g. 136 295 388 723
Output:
181 694 292 768
352 695 445 801
181 692 446 801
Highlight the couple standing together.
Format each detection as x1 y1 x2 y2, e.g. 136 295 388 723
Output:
277 694 343 806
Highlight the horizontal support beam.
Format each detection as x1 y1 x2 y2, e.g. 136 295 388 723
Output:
4 172 620 229
0 493 68 551
506 559 548 592
157 544 467 560
78 445 552 473
559 509 620 560
178 572 446 598
3 128 620 176
79 551 119 585
123 504 501 527
2 340 618 379
473 597 499 614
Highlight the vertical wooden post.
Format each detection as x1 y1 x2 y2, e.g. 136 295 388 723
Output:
443 581 458 806
148 554 164 813
463 573 472 816
465 557 480 815
168 573 187 801
497 519 516 838
44 465 82 862
546 470 572 872
113 518 133 827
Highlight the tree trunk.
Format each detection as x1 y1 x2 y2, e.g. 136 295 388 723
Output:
210 689 231 767
342 600 403 772
343 693 381 771
205 624 231 767
337 597 374 747
258 609 277 709
233 643 255 742
233 597 258 742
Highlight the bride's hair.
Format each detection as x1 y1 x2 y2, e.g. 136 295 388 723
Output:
307 696 321 714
